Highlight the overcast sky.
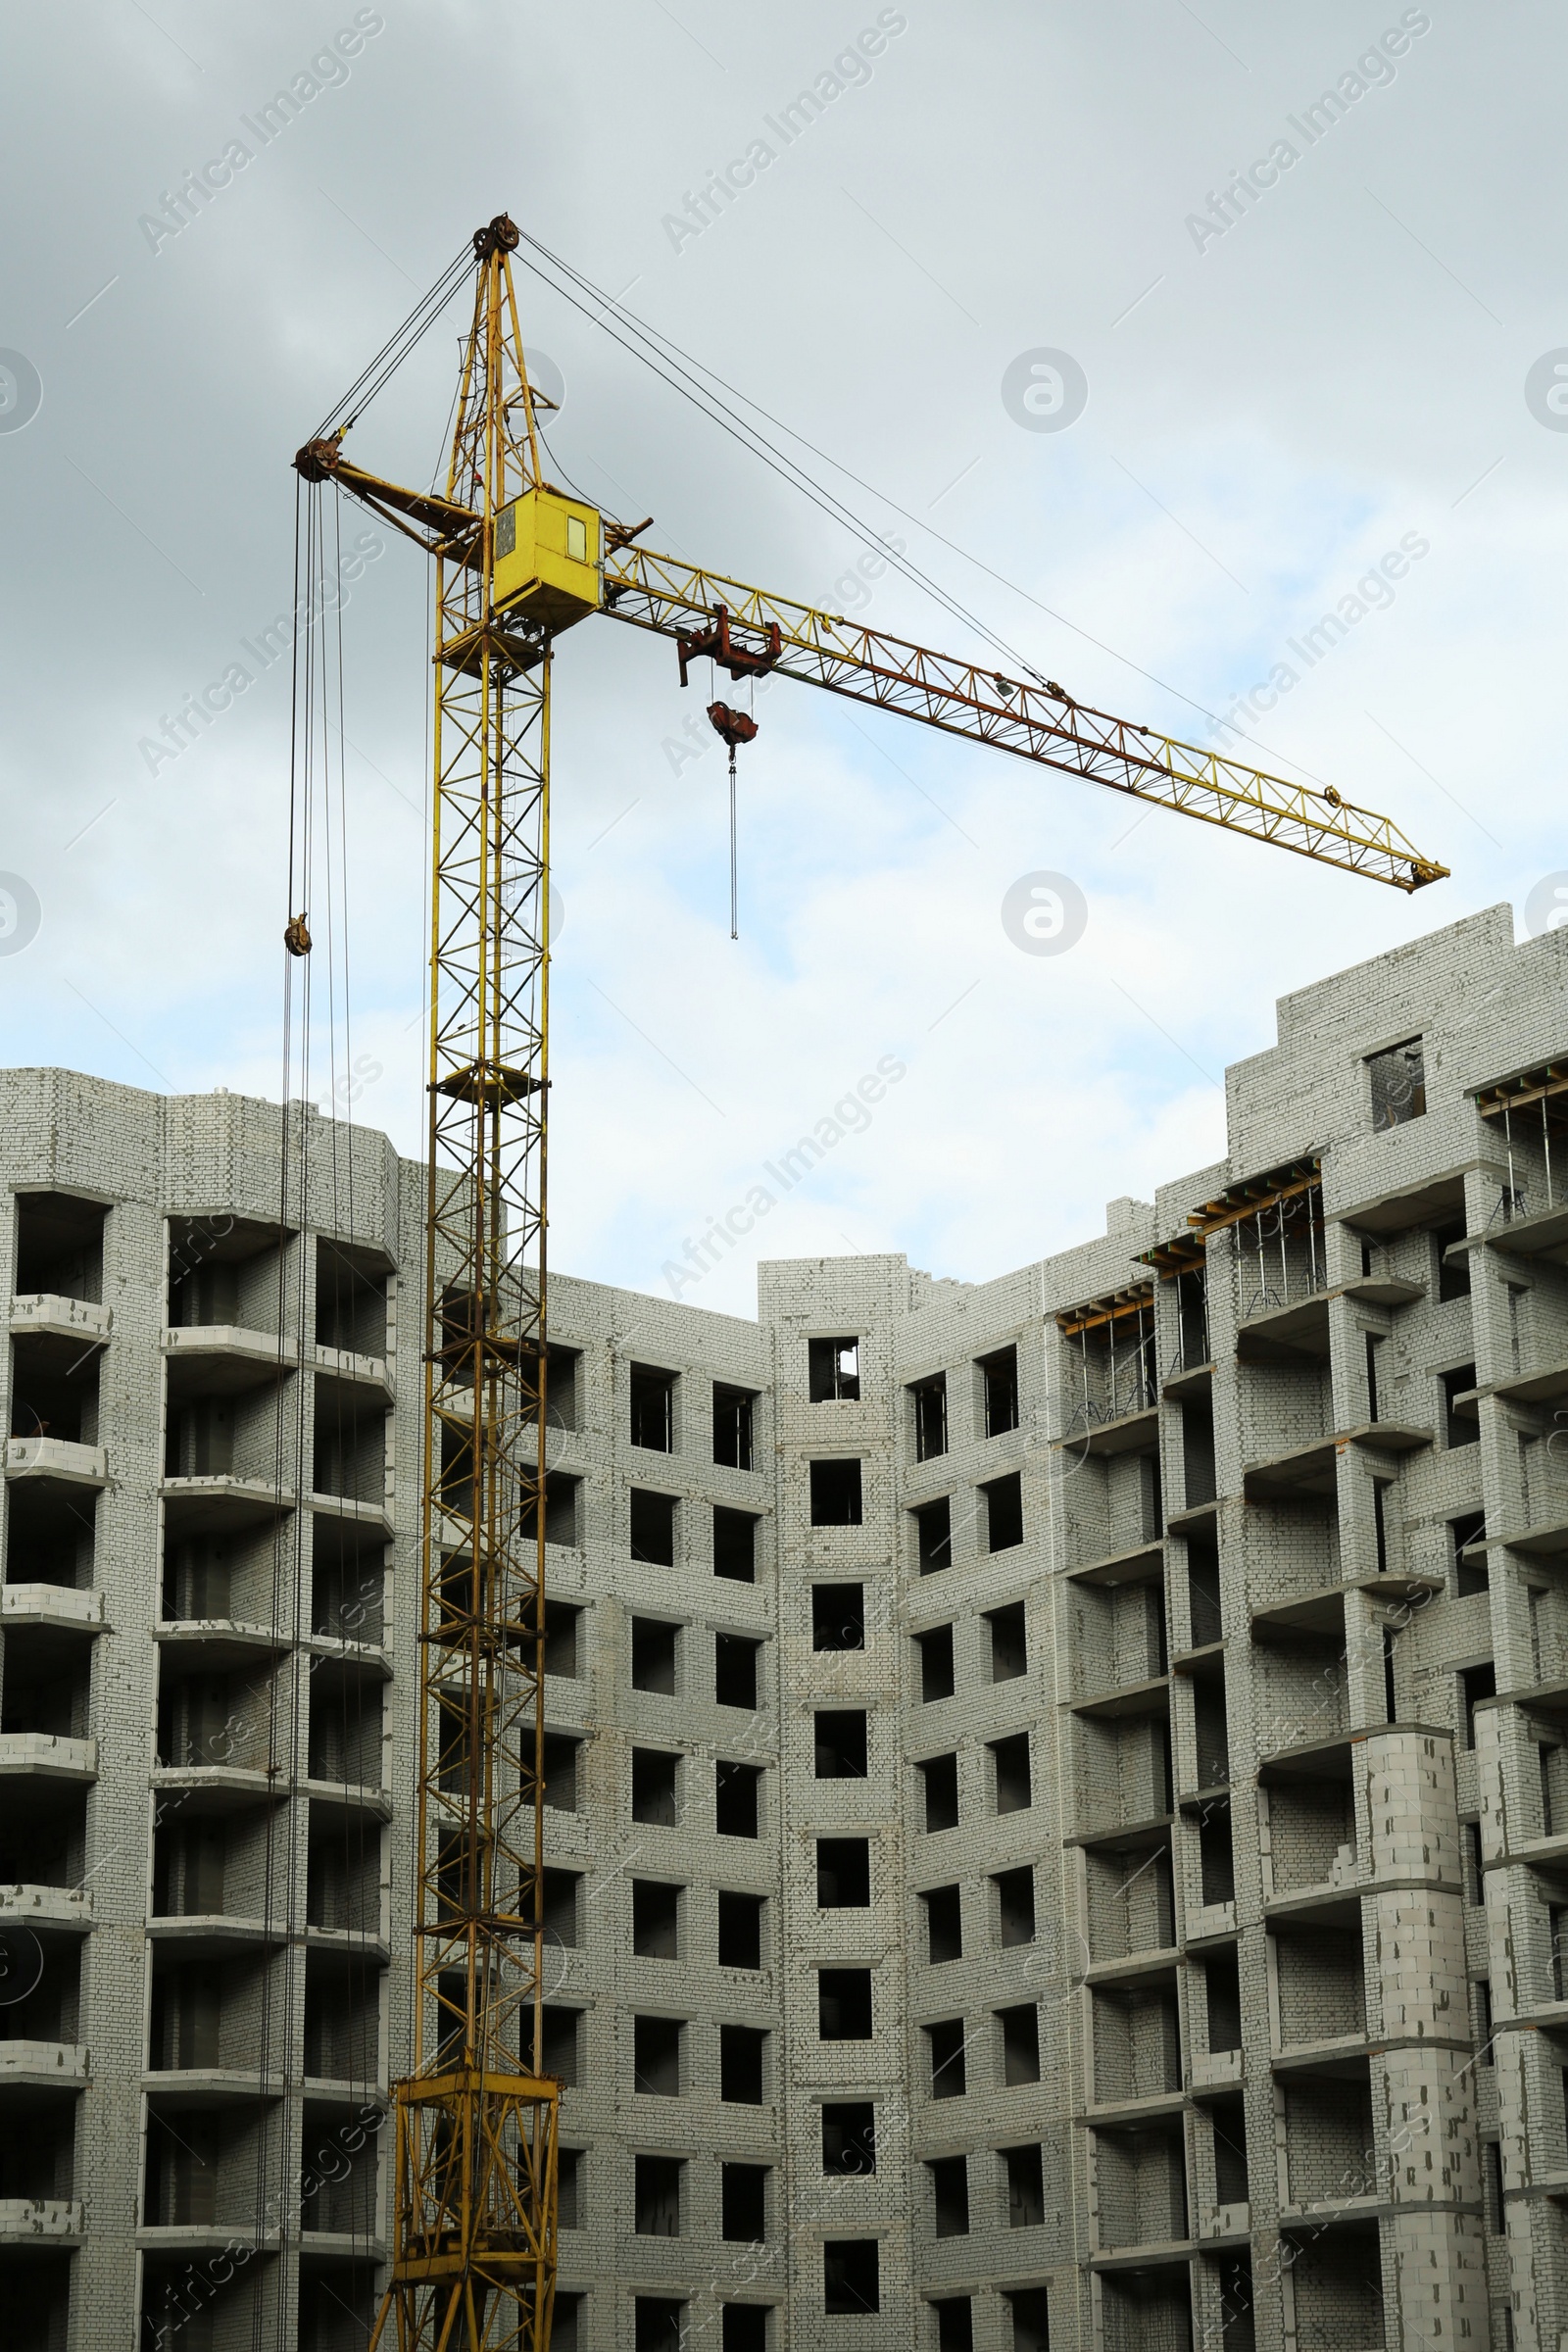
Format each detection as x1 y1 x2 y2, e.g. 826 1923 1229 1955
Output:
2 0 1562 1314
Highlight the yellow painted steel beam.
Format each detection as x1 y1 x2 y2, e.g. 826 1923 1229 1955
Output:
601 545 1448 893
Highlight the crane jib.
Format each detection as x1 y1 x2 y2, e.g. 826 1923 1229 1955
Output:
599 547 1447 893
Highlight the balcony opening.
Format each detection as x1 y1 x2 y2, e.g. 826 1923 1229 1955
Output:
811 1582 863 1650
1461 1662 1496 1750
16 1192 106 1302
814 1710 867 1779
634 2152 683 2234
935 2299 974 2352
307 1662 382 1788
822 2100 876 2176
148 1954 235 2071
630 1748 678 1827
922 1883 962 1963
634 2300 685 2352
631 1617 678 1695
714 1632 760 1710
721 2160 767 2239
167 1213 281 1332
155 1658 269 1771
716 1760 761 1838
912 1495 953 1573
719 2023 766 2103
519 1340 579 1432
306 1815 381 1936
524 1596 580 1679
1211 2090 1249 2206
0 1936 79 2046
1006 2288 1051 2352
817 1967 873 2039
713 1504 759 1582
926 2016 965 2098
1443 1363 1479 1447
816 1837 871 1908
1368 1036 1425 1129
629 1363 676 1452
712 1382 756 1470
981 1471 1024 1552
1205 1947 1243 2052
809 1457 862 1526
542 1733 581 1813
1435 1220 1471 1301
986 1600 1028 1681
310 1521 385 1643
1451 1509 1488 1596
1217 2255 1254 2352
916 1623 956 1702
1187 1532 1222 1645
1 1625 90 1739
632 2014 683 2095
632 1879 681 1959
991 1732 1032 1814
540 2005 580 2084
314 1239 388 1358
1004 2141 1045 2228
721 2302 768 2352
994 1865 1036 1947
151 1817 228 1918
10 1331 99 1447
6 1481 95 1592
909 1371 948 1460
1181 1397 1216 1508
929 2153 969 2236
518 1470 580 1549
980 1345 1019 1436
311 1377 386 1507
717 1889 763 1971
521 1868 581 1952
1195 1673 1231 1790
1200 1806 1236 1905
808 1337 860 1402
823 2240 878 2316
999 2001 1041 2083
629 1489 676 1567
920 1752 959 1833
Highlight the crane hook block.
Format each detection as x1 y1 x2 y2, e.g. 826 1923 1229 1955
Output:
677 605 782 688
294 437 341 483
284 912 313 957
708 702 758 751
473 214 519 258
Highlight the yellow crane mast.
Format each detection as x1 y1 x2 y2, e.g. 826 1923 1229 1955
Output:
292 213 1447 2352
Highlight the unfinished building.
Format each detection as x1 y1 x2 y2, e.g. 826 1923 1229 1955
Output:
4 898 1568 2352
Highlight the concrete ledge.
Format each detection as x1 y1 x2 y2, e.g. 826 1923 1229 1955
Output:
0 1735 97 1782
10 1295 111 1344
0 2039 87 2085
1 1584 104 1632
5 1438 106 1487
0 2197 81 2243
144 2069 285 2105
0 1884 92 1929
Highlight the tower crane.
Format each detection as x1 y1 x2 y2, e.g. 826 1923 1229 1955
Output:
291 213 1447 2352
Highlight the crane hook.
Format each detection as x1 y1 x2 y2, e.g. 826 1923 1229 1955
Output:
707 703 758 942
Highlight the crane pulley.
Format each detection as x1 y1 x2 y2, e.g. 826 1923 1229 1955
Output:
291 212 1448 2352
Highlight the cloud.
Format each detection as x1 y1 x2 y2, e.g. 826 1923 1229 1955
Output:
0 0 1554 1314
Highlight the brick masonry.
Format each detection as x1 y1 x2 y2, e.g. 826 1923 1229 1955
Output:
2 900 1567 2352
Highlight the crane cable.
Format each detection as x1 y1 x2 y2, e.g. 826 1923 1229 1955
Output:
510 236 1054 691
311 222 1338 795
511 228 1346 795
310 242 476 443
